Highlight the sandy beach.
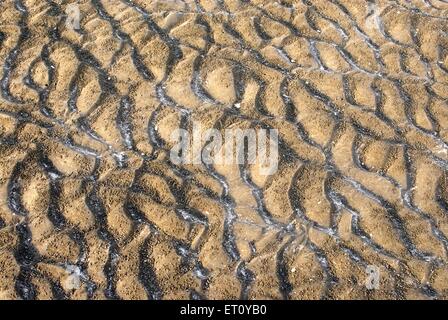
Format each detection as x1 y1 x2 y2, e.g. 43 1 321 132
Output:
0 0 448 300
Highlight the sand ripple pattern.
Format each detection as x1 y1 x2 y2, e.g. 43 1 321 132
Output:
0 0 448 299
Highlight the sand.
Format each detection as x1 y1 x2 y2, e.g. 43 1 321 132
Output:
0 0 448 300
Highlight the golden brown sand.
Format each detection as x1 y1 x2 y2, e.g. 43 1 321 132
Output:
0 0 448 300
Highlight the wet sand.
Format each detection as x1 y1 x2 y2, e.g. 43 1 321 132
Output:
0 0 448 300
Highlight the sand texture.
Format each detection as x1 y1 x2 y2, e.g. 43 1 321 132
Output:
1 0 448 300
